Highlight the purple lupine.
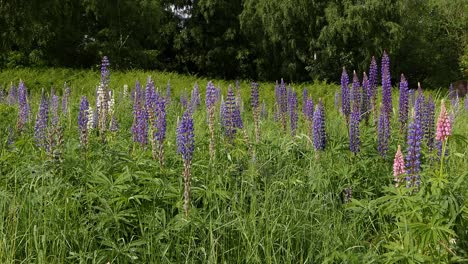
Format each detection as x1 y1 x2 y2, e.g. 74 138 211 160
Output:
132 83 148 146
349 105 361 154
176 110 195 216
341 67 351 122
351 71 361 111
377 104 390 157
361 72 370 122
78 96 89 147
50 94 60 127
34 90 49 148
276 79 288 130
62 83 71 115
7 83 17 105
406 116 423 189
302 88 308 116
206 81 217 159
381 51 393 117
304 97 314 122
260 101 268 120
368 56 378 104
288 88 298 136
101 56 110 89
145 77 156 113
408 88 415 109
109 115 119 132
251 82 260 143
16 80 31 131
312 100 326 151
424 96 435 150
398 74 409 131
190 83 201 112
153 94 166 164
220 97 226 129
414 89 425 126
223 86 237 140
334 90 340 111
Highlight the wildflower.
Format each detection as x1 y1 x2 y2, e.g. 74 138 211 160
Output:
87 106 95 131
7 83 17 105
406 116 423 188
368 56 378 103
223 86 238 140
78 96 89 147
302 88 308 116
16 80 31 131
378 104 390 157
166 81 171 105
393 145 405 186
313 100 326 151
206 81 217 159
351 70 361 111
436 100 451 142
341 67 350 121
190 83 201 112
361 72 370 122
349 105 361 154
260 101 268 120
101 56 110 89
109 115 119 133
398 74 409 131
276 79 288 130
381 50 393 117
132 85 148 146
251 82 260 142
176 110 195 216
50 94 60 127
288 88 298 136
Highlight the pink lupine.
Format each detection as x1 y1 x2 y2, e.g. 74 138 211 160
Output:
435 100 451 142
393 145 405 187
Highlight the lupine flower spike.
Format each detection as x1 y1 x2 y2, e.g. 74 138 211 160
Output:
176 110 195 216
406 114 423 189
312 99 326 151
393 145 405 187
436 100 451 142
251 82 260 143
16 80 31 132
398 74 409 132
349 105 361 154
206 81 217 159
381 50 392 117
341 67 350 123
78 96 90 149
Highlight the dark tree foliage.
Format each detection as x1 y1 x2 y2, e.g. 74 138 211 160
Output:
0 0 466 86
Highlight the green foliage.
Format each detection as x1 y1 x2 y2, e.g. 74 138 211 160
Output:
0 68 468 263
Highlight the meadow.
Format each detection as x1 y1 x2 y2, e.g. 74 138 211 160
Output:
0 56 467 263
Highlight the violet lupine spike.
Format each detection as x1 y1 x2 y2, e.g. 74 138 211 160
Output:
349 105 361 154
223 86 238 140
408 88 415 110
17 80 31 131
251 82 260 143
398 74 409 131
302 88 308 116
145 77 156 114
101 56 110 89
304 97 314 122
7 83 17 105
34 90 49 148
341 67 351 122
377 104 390 157
205 81 217 110
260 101 268 120
351 70 361 111
424 96 435 150
277 79 288 131
393 145 405 187
381 51 393 117
205 81 217 159
405 116 423 189
288 88 298 136
368 56 378 103
312 100 326 151
78 96 89 147
176 110 195 216
109 115 119 132
361 72 370 122
235 81 243 112
62 83 71 115
414 90 425 126
50 94 60 127
131 85 148 146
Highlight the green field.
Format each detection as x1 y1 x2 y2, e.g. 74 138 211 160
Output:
0 68 467 263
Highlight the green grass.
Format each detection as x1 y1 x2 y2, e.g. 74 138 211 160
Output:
0 68 467 263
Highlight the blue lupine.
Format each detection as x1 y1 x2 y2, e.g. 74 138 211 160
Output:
34 90 49 148
381 51 392 117
101 56 110 89
341 67 350 121
351 71 361 111
398 74 409 130
378 104 390 157
7 83 17 105
275 79 288 130
349 105 361 153
288 88 298 136
406 116 423 188
206 81 217 111
166 81 171 105
368 56 378 103
17 80 31 131
304 97 314 122
313 100 326 151
78 96 90 147
50 94 60 127
223 86 238 140
205 81 217 158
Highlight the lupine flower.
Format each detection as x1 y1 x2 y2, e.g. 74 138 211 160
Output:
448 83 457 101
414 89 425 126
50 94 60 127
378 104 390 157
17 80 31 131
96 84 108 135
92 108 98 130
7 83 17 105
288 88 298 136
312 100 326 151
78 96 89 147
349 105 361 153
381 51 392 117
341 67 350 121
304 98 314 121
101 56 110 89
34 90 49 148
62 83 71 115
276 79 288 130
406 116 423 188
205 81 217 110
154 94 167 164
251 82 260 142
351 71 361 111
436 100 451 141
260 101 268 120
302 88 308 116
132 85 148 146
109 115 119 132
145 77 156 114
87 106 95 131
368 56 378 103
205 81 217 159
398 74 409 131
393 145 405 187
424 96 435 150
223 86 238 140
190 83 201 112
361 72 370 122
176 110 195 216
408 88 415 109
235 80 243 112
334 90 340 111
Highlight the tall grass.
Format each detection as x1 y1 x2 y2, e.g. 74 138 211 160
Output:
0 68 467 263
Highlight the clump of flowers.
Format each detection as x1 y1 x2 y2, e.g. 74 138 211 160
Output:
176 110 195 216
275 79 288 131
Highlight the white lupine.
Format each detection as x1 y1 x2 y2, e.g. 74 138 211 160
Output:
108 90 115 116
87 106 94 131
